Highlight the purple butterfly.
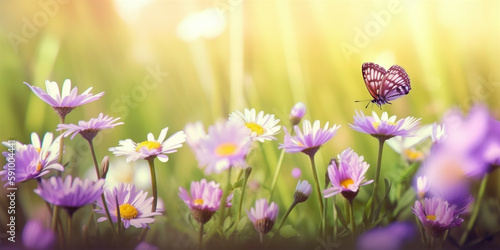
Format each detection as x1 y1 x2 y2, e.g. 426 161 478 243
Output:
359 62 411 108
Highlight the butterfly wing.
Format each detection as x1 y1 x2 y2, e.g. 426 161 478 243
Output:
362 62 387 101
379 65 411 102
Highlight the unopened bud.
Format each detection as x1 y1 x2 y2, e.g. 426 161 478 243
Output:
293 180 312 203
289 102 306 126
100 156 110 179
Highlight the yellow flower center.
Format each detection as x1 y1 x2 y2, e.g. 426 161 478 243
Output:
194 198 204 205
136 141 161 152
117 203 139 220
372 121 397 130
404 149 424 161
340 178 354 188
36 162 42 172
426 215 437 221
215 143 238 156
245 122 265 136
35 147 41 153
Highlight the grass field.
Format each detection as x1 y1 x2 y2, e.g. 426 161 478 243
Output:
1 1 499 249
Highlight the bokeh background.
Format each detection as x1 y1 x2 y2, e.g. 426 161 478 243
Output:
1 0 499 247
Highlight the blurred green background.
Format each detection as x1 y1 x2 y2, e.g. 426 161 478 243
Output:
1 0 500 246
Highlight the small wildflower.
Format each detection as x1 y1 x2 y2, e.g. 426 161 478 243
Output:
35 176 105 216
323 148 373 201
110 127 186 162
24 79 104 118
247 199 279 242
229 108 281 142
57 113 123 141
350 110 420 141
95 183 162 229
279 120 340 157
178 179 232 225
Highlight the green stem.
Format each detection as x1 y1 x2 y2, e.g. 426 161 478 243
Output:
332 196 337 242
87 140 117 240
459 173 490 246
139 159 158 241
53 115 65 247
275 201 298 234
308 155 324 237
369 138 386 223
116 195 122 240
348 199 356 236
199 223 204 250
237 168 252 230
67 214 73 248
218 167 233 234
88 140 101 179
57 115 65 173
269 149 286 200
148 159 158 212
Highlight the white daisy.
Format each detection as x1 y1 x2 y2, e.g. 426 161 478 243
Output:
229 108 281 142
109 127 186 162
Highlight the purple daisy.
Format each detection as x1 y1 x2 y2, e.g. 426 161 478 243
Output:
350 110 420 141
34 176 105 216
24 79 104 118
22 220 56 249
323 148 373 201
95 183 162 229
279 120 340 157
179 179 232 224
412 196 467 239
246 198 279 242
193 121 252 174
1 133 63 186
57 113 123 141
109 127 186 163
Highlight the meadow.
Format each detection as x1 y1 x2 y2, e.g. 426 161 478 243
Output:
0 1 499 249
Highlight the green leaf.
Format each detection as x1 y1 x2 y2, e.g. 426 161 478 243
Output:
237 216 247 231
393 188 416 217
232 178 245 189
223 216 235 234
279 225 299 238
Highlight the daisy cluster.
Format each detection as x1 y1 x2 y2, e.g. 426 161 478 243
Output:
3 79 499 249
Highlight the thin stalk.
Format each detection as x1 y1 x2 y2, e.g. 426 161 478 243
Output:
139 158 159 241
88 140 117 239
218 168 233 233
369 138 386 223
237 168 252 229
442 229 449 249
67 214 73 248
269 149 286 199
148 159 158 212
199 223 204 250
308 155 324 236
459 173 490 246
88 140 101 179
275 201 298 234
332 196 337 242
53 115 65 246
57 115 65 172
348 199 356 236
116 195 122 240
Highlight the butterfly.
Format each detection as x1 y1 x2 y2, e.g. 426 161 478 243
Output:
358 62 411 108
